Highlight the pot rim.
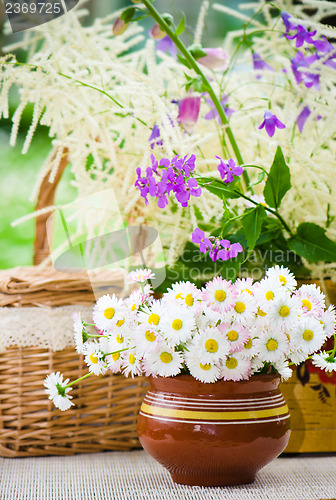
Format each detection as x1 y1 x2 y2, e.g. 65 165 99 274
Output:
147 372 281 395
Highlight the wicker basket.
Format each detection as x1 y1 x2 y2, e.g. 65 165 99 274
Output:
0 149 149 457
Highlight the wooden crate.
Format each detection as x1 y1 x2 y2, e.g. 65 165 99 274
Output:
281 361 336 453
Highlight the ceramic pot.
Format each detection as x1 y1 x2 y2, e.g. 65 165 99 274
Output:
137 374 291 487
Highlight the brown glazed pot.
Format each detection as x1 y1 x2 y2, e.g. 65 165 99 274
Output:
137 374 291 487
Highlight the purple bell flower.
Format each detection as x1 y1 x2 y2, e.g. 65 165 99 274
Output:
204 94 234 124
258 110 286 138
156 36 177 57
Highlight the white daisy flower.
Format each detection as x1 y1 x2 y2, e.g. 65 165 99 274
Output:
267 293 301 330
218 321 249 352
163 281 202 311
221 353 252 381
127 268 155 283
250 356 264 374
311 351 336 372
106 350 124 374
295 285 325 316
255 329 289 363
73 312 86 354
134 324 162 354
239 335 260 359
272 358 292 381
254 277 285 311
266 265 297 291
143 345 183 377
44 372 74 411
159 305 196 347
192 327 230 363
138 300 164 331
125 285 152 312
83 341 107 376
234 277 254 296
289 349 307 365
320 305 336 339
202 277 237 314
230 291 257 325
184 350 221 383
93 294 126 332
195 306 221 331
297 284 325 307
121 350 143 378
291 317 325 355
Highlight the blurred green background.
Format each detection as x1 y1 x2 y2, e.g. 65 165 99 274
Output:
0 0 248 269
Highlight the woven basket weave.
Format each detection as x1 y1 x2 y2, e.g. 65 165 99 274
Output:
0 148 149 457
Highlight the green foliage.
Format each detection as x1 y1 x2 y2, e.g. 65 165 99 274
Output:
175 13 185 35
288 223 336 263
197 176 240 199
242 205 267 254
263 146 291 210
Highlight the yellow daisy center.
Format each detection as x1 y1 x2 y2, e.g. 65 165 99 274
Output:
242 288 253 295
116 318 125 327
175 293 184 299
235 301 246 313
303 329 314 341
279 306 290 317
301 299 312 311
279 275 287 285
185 294 194 306
172 319 183 331
204 339 219 353
149 313 160 325
214 290 226 302
116 334 124 344
200 363 211 371
131 304 137 311
265 291 274 301
226 357 238 369
89 353 98 364
145 330 156 342
244 338 253 349
104 307 115 319
227 330 239 342
266 339 278 351
160 352 173 364
112 352 120 361
129 354 136 365
257 308 267 317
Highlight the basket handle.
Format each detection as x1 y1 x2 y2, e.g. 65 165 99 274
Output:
33 147 69 265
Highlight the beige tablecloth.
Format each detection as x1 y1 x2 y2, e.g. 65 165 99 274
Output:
0 451 335 500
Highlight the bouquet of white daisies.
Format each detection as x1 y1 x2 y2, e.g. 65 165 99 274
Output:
44 266 336 410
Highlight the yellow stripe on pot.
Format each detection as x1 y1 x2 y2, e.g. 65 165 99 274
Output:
140 403 289 421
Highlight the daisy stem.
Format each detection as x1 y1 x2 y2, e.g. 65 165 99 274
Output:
141 0 250 191
103 346 135 359
87 334 108 338
65 372 94 388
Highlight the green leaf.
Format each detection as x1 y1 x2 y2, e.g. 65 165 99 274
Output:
121 6 136 23
288 222 336 263
177 55 191 69
242 205 267 253
188 43 207 59
197 176 240 199
263 146 291 210
175 13 185 35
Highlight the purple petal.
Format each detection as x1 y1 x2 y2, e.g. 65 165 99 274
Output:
296 106 311 133
178 97 201 125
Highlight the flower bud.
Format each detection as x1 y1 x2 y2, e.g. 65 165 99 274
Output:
150 23 166 40
113 17 129 36
198 48 229 71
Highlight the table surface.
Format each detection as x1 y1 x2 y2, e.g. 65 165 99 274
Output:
0 450 335 500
